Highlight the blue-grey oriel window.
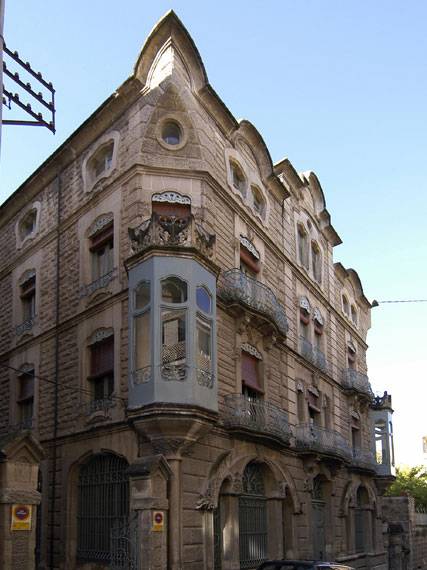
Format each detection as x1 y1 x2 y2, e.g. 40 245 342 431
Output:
196 285 212 314
134 281 151 377
161 276 187 303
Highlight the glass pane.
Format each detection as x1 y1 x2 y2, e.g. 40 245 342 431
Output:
197 318 212 373
162 121 182 145
196 286 211 313
135 281 150 309
135 311 151 371
161 276 187 303
161 309 186 365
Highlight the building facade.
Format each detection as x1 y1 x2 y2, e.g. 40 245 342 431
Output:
0 12 395 570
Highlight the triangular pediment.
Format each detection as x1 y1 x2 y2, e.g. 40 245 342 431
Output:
0 432 45 464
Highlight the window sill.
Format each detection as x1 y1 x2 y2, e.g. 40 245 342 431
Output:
80 268 117 298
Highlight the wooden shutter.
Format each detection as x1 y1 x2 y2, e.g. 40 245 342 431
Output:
241 352 263 393
90 223 113 251
90 337 114 376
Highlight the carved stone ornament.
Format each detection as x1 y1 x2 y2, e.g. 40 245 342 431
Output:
88 327 114 345
133 366 152 385
87 212 114 238
128 219 151 253
19 363 34 375
197 369 214 389
313 307 324 326
299 296 311 313
196 488 216 511
239 235 260 260
195 223 216 257
161 363 187 381
241 343 263 360
18 269 36 285
278 481 288 498
152 191 191 205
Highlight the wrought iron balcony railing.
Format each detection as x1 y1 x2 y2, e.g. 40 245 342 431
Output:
80 268 117 298
217 269 288 335
16 317 35 336
294 424 351 461
299 337 330 375
223 394 292 445
128 213 215 259
351 447 377 471
342 369 374 398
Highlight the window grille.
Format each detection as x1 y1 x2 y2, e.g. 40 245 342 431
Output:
239 463 267 569
77 453 129 562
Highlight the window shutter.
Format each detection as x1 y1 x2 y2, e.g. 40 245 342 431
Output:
241 352 263 393
19 371 34 401
152 202 191 217
90 223 113 251
90 337 114 376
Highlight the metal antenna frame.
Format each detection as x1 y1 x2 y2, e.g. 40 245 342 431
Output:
2 42 56 133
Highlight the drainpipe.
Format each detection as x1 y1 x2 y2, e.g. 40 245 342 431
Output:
49 173 62 569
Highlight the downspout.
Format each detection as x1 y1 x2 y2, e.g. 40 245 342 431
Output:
49 173 62 570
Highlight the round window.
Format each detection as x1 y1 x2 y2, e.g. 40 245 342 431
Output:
161 121 182 146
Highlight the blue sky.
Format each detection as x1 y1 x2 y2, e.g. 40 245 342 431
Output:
2 1 426 464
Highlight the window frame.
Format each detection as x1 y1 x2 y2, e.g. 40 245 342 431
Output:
87 332 115 405
159 275 189 381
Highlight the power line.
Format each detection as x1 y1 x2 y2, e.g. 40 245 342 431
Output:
372 299 427 307
0 361 127 405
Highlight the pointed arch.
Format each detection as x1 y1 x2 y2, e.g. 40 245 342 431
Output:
134 11 208 93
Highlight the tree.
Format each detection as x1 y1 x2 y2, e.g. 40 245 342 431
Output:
386 466 427 510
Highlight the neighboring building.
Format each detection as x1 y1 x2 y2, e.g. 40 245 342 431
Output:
0 12 396 570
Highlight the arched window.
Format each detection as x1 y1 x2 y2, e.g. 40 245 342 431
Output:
19 209 37 240
196 285 213 387
251 185 266 219
77 453 129 562
89 142 114 180
134 280 151 384
297 224 309 269
342 294 349 316
161 276 188 380
239 463 267 569
311 241 322 284
354 486 369 553
230 161 247 197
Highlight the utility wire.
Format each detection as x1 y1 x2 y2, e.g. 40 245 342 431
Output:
372 298 427 307
0 361 127 405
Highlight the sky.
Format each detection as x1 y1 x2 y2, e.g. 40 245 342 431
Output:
1 1 426 466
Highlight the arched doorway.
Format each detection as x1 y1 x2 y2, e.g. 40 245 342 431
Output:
76 453 129 564
312 476 326 559
238 462 268 569
355 486 370 553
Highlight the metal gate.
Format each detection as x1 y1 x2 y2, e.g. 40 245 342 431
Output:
110 514 139 570
213 505 222 570
238 463 268 570
312 477 326 560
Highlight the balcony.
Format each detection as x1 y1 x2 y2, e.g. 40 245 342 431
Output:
217 269 288 336
294 424 351 462
351 447 377 472
128 213 216 260
15 317 35 336
299 337 330 375
79 268 117 298
342 369 374 398
222 394 292 446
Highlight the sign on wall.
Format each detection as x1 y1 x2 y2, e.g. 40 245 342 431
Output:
11 504 32 531
152 511 164 532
